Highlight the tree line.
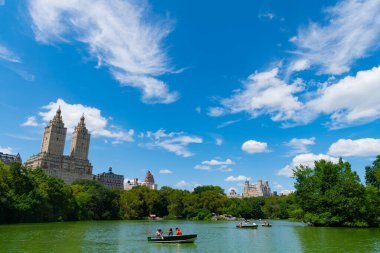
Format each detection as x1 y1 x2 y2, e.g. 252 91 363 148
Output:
0 155 379 227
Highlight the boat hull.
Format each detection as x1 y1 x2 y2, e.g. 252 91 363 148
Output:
147 234 197 243
236 225 258 229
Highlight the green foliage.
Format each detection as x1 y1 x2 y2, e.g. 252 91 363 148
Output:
293 158 378 227
365 155 380 189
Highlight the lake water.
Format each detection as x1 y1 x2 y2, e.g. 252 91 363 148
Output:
0 220 379 253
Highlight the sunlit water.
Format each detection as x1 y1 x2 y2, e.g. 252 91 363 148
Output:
0 220 379 252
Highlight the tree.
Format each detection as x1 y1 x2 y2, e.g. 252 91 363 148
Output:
293 159 367 227
365 155 380 188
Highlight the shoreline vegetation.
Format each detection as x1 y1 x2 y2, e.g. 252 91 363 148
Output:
0 156 379 228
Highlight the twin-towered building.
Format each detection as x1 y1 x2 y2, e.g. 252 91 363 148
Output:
24 108 154 190
25 107 93 183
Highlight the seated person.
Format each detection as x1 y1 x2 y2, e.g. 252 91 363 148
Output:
156 229 163 237
167 228 173 236
175 227 182 236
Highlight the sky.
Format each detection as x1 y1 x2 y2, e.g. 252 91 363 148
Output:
1 0 380 194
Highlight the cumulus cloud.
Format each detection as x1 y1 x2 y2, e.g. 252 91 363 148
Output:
242 140 269 154
25 98 134 142
159 169 172 174
278 153 339 177
202 158 234 166
21 116 40 127
214 68 305 122
141 129 202 157
225 175 250 182
207 107 225 117
328 138 380 157
306 66 380 128
215 137 223 146
286 137 316 155
0 44 21 63
0 146 13 154
28 0 178 104
290 0 380 75
195 158 235 172
194 165 211 171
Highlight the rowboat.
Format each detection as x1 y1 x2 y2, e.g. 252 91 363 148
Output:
236 222 258 229
261 222 272 227
147 234 197 243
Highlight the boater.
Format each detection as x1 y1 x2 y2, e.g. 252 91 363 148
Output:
156 229 163 238
167 228 173 236
175 227 182 236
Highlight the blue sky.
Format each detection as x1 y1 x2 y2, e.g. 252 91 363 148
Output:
1 0 380 194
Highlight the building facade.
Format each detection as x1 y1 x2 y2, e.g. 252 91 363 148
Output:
243 179 272 197
125 170 158 190
96 167 124 190
0 152 22 165
25 108 93 183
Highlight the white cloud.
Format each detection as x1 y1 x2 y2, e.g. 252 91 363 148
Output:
291 0 380 74
0 146 13 154
175 180 197 189
278 153 339 177
159 169 172 174
242 140 269 154
306 66 380 128
225 175 251 182
28 0 178 104
195 106 201 113
217 119 241 128
288 59 310 72
0 45 21 63
286 137 315 155
28 98 134 142
258 12 275 20
21 116 40 127
207 107 225 117
141 129 202 157
328 138 380 157
217 165 233 172
202 158 234 166
216 68 304 122
215 137 223 146
194 165 211 171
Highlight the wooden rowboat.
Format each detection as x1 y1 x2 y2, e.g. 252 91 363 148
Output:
147 234 197 243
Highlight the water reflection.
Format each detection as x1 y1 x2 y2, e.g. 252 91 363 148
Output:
0 220 379 253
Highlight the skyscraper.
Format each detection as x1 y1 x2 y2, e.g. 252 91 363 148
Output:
25 108 93 183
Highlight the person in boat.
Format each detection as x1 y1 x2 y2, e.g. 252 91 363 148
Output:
156 229 163 238
175 227 182 236
167 228 173 236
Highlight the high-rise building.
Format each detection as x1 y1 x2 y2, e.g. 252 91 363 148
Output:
242 179 272 197
125 170 158 190
0 152 22 165
96 167 124 190
25 108 93 183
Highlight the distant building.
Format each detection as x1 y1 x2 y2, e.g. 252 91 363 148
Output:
0 152 22 165
243 179 272 197
96 167 124 190
125 170 158 190
25 108 93 183
228 188 242 198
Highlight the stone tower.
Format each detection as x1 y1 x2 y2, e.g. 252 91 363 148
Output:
70 115 90 160
41 107 67 156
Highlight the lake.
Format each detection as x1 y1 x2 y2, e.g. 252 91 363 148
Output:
0 220 379 253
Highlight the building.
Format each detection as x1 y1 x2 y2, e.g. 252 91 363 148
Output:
0 152 22 165
228 188 242 198
243 179 272 197
96 167 124 189
25 108 93 183
125 170 158 190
